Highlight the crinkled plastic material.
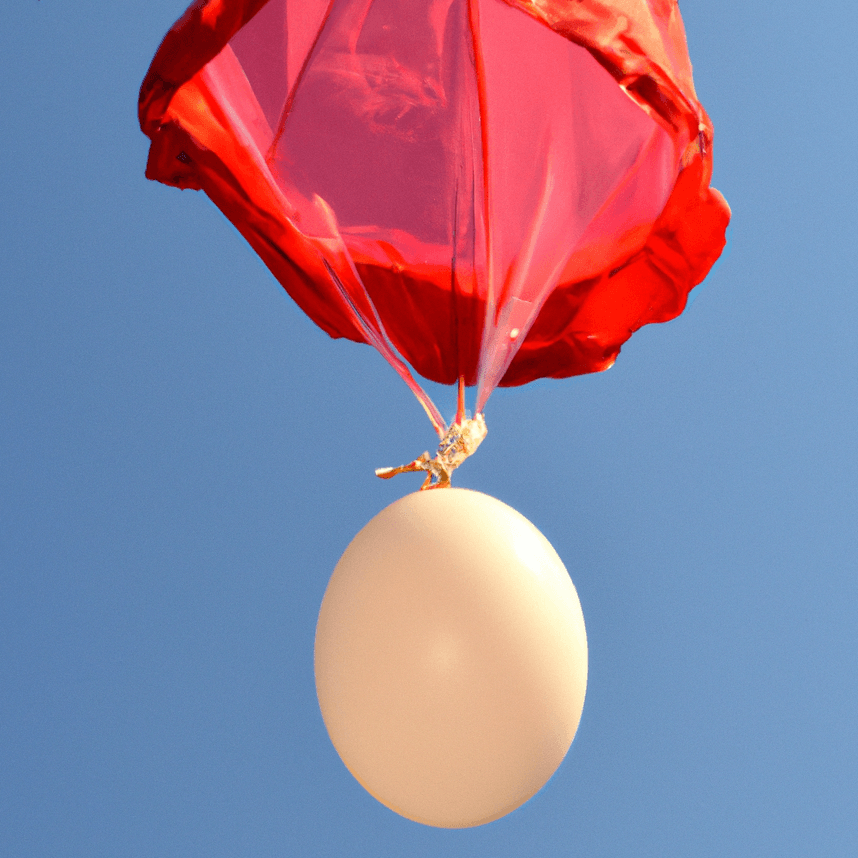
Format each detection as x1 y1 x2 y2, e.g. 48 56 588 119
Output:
140 0 730 419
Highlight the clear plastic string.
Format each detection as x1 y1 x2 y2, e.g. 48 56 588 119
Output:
323 260 448 437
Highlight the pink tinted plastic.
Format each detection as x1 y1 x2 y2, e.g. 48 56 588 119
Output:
140 0 730 425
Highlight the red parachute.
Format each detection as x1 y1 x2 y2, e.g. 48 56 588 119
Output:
140 0 729 433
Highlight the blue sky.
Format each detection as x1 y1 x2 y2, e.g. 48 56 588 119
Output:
2 1 857 856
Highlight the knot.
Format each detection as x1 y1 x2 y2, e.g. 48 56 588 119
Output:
376 413 487 489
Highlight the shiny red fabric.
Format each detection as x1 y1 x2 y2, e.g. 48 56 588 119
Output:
140 0 729 405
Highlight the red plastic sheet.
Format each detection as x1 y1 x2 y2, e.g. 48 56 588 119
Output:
140 0 729 418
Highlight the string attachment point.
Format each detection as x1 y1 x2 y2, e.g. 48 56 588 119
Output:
375 413 487 490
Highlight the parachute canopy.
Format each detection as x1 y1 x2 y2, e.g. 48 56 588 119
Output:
140 0 730 421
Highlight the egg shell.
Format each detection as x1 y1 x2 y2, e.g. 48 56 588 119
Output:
314 488 588 828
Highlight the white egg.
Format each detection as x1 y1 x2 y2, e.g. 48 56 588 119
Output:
314 488 587 828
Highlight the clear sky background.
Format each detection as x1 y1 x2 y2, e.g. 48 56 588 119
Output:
2 1 856 856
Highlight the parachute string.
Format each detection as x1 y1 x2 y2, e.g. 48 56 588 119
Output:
269 0 338 158
450 177 463 407
323 260 447 437
456 376 466 425
468 0 501 416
